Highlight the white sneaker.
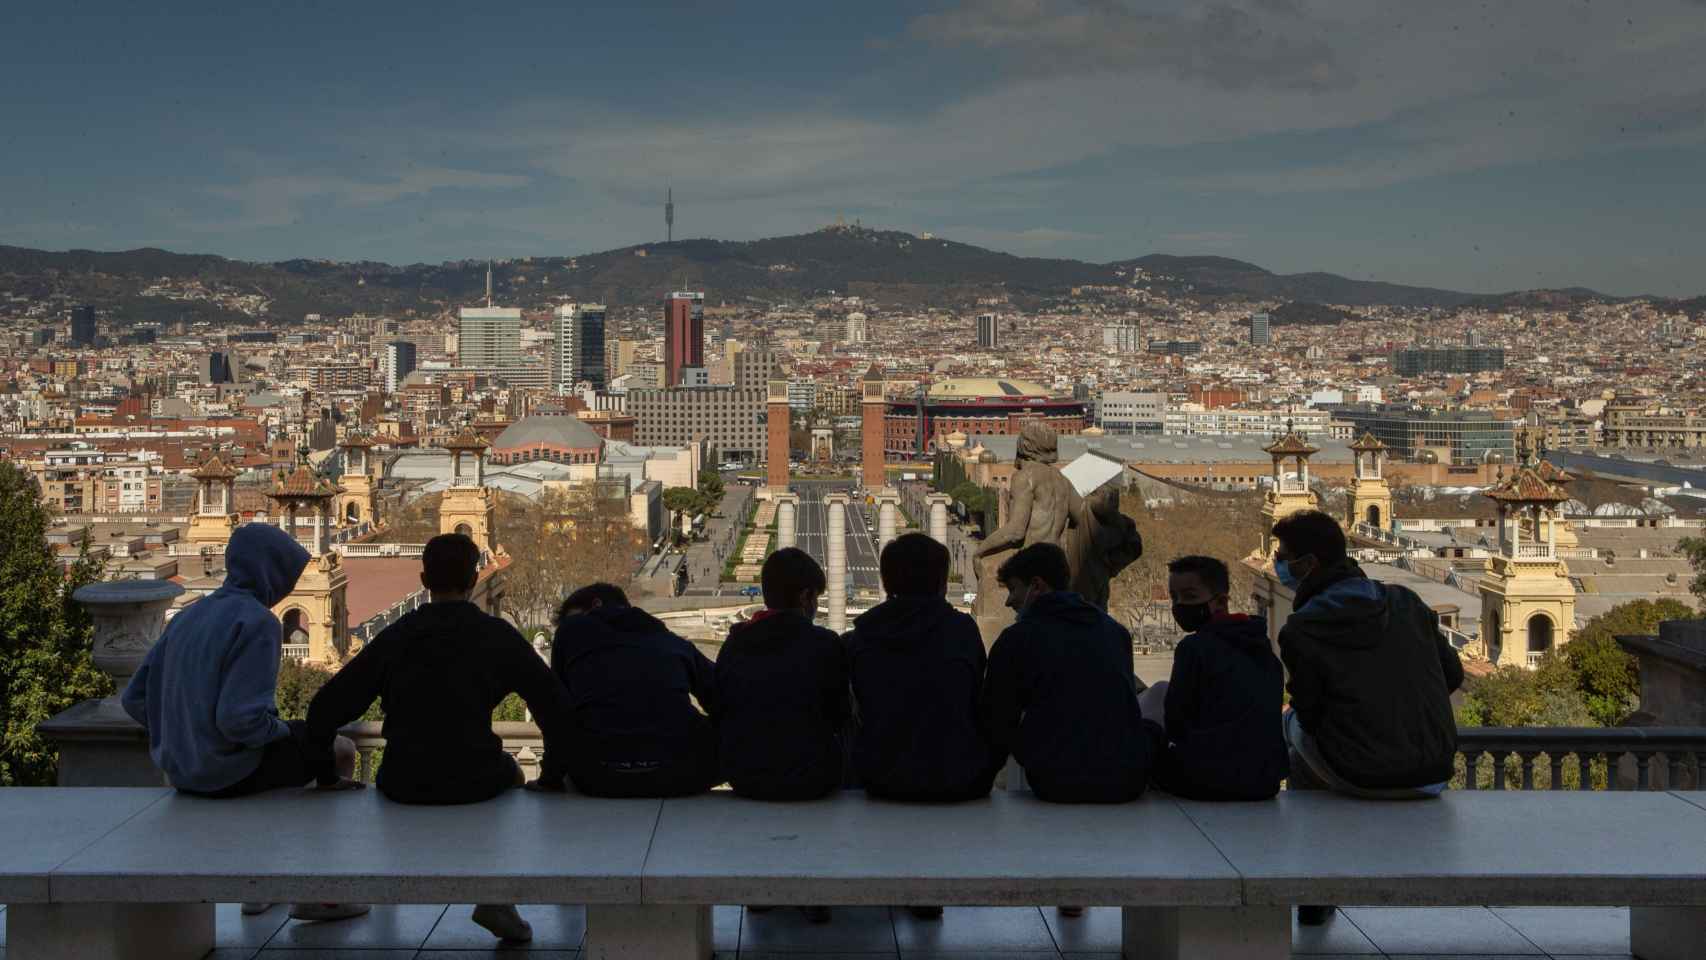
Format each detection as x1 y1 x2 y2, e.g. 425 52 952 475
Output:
288 903 372 922
472 904 534 942
240 902 273 916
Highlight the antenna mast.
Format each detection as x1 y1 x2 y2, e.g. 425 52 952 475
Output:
665 187 674 243
485 260 493 307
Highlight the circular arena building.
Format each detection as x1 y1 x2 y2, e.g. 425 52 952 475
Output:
882 377 1088 461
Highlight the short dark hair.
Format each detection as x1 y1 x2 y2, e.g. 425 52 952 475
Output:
761 547 826 609
1271 510 1348 566
557 582 629 624
422 533 481 593
879 532 950 597
1167 555 1230 594
996 542 1071 592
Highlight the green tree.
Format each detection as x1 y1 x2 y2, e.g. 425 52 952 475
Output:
1678 536 1706 604
948 481 987 517
1458 652 1593 728
0 461 110 786
662 486 707 542
1565 598 1692 726
697 468 725 505
275 659 334 720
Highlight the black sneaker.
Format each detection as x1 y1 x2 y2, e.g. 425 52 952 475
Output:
907 906 944 920
1297 905 1334 926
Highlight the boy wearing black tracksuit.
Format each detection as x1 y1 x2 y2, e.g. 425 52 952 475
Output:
983 542 1161 804
715 547 850 802
549 583 721 797
845 533 1001 804
305 533 574 942
1152 555 1288 801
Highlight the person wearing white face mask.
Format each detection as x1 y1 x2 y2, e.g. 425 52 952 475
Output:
1271 511 1464 928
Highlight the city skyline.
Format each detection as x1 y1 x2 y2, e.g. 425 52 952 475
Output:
3 1 1706 296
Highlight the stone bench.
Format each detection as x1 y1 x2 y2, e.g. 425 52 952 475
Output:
4 787 1705 960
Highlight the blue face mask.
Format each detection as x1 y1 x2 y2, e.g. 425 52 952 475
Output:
1275 558 1303 590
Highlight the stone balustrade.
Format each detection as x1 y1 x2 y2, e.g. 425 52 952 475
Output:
1456 726 1706 791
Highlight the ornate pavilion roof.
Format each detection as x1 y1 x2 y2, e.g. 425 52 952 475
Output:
1349 431 1388 452
189 455 240 481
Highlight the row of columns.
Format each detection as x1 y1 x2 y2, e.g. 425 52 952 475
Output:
773 488 956 631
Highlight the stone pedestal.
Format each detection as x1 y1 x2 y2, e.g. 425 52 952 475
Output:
10 902 214 960
38 579 183 787
826 494 850 632
874 489 901 554
775 493 799 550
1616 618 1706 789
926 493 951 547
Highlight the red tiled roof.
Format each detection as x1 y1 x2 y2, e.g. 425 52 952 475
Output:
1264 430 1319 457
342 556 424 626
1349 431 1387 452
271 464 338 499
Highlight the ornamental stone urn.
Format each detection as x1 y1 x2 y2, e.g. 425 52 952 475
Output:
38 579 184 786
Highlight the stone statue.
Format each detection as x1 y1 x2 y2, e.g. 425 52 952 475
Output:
971 422 1143 619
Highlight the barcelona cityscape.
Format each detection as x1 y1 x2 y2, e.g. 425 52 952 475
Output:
2 1 1705 959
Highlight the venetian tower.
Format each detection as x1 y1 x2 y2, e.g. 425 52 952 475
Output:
1260 422 1321 558
185 455 241 548
1478 451 1577 670
267 454 350 665
1346 431 1394 533
439 426 496 553
334 431 380 527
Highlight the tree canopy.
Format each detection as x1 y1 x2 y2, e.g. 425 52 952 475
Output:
0 461 109 786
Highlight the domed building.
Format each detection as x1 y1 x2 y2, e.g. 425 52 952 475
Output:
881 377 1087 461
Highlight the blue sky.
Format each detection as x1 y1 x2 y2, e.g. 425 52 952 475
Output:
3 0 1704 296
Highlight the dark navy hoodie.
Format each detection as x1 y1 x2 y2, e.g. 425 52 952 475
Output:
984 590 1159 803
1157 614 1288 801
845 594 998 801
715 609 849 800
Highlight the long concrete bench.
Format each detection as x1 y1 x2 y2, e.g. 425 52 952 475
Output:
4 787 1705 960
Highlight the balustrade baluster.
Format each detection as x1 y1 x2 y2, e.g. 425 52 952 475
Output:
1490 750 1509 790
1577 753 1592 790
1518 752 1539 790
1461 751 1480 790
1635 752 1653 790
1547 754 1564 790
1667 754 1685 790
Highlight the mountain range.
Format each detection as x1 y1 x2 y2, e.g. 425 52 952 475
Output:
0 227 1681 327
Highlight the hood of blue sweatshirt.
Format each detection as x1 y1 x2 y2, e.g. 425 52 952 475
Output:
222 523 311 607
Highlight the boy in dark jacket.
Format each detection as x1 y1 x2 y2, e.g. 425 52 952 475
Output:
306 533 575 942
1152 555 1287 801
846 533 999 802
550 583 720 797
123 522 366 924
716 547 849 801
1272 510 1465 926
984 542 1160 803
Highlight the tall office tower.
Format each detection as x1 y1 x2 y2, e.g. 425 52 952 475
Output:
1102 318 1141 354
843 312 869 344
663 291 705 386
1466 329 1483 348
381 340 418 393
70 305 97 346
553 302 608 392
198 351 235 385
1249 311 1272 346
458 306 523 370
975 312 1000 349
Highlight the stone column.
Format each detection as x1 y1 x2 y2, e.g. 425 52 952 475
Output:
826 493 849 632
38 579 184 786
875 489 900 554
775 493 799 550
926 493 952 547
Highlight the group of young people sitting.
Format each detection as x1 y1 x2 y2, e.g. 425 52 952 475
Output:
121 508 1462 941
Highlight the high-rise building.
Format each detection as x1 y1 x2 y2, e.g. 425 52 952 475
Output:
458 306 523 371
663 292 705 387
1102 319 1142 354
975 312 999 349
381 340 418 393
844 312 869 345
70 305 97 346
554 303 608 392
1249 311 1272 346
198 351 237 385
1391 347 1506 376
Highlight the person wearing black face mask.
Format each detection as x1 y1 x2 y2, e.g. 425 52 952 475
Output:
1150 555 1288 802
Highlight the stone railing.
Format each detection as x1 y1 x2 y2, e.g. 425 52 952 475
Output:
280 643 311 660
337 722 1706 794
1514 543 1555 559
1456 727 1706 791
340 720 544 782
336 541 426 558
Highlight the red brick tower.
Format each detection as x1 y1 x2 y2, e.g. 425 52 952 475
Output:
767 379 790 490
861 366 886 489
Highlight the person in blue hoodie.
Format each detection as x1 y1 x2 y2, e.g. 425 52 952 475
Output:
1151 555 1287 801
122 521 367 923
1271 510 1464 927
983 542 1160 804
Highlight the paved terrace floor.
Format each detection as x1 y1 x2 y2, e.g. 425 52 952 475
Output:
0 901 1647 958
